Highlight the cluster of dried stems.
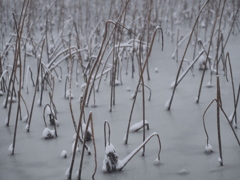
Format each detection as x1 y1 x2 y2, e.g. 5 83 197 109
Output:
1 0 240 179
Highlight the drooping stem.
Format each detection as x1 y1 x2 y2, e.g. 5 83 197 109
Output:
125 27 163 144
118 132 161 171
104 120 111 147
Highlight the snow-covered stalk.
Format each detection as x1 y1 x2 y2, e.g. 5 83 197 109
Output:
118 132 161 171
167 0 210 110
203 95 240 165
19 93 29 122
216 76 223 166
78 112 97 180
225 53 237 127
196 0 225 104
139 37 146 156
11 0 30 153
125 27 163 144
27 39 45 132
104 120 111 148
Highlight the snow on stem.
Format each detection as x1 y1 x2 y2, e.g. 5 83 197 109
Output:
77 112 97 180
27 39 45 132
167 0 210 110
103 132 161 173
125 26 164 145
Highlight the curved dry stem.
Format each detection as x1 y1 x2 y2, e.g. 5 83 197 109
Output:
125 26 163 144
203 98 240 148
118 132 161 171
225 53 237 125
104 120 111 148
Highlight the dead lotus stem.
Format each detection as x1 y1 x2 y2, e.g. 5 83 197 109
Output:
118 132 161 171
11 91 21 155
78 112 97 180
203 98 240 159
225 53 237 125
20 93 29 122
27 39 45 132
125 27 163 144
167 0 210 110
104 120 111 147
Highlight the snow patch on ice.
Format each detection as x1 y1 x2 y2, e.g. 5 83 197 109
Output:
65 167 70 177
61 150 67 158
206 81 213 88
178 169 189 175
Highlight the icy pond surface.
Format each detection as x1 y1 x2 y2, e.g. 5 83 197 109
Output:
1 32 240 180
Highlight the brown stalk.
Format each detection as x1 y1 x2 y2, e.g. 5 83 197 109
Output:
27 39 45 132
78 112 97 180
167 0 210 110
104 120 111 147
125 27 163 144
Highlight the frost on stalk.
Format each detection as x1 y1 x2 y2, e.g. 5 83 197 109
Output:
65 167 70 177
130 93 136 100
22 115 28 122
154 158 161 165
82 123 92 141
195 96 199 103
228 112 234 121
102 143 119 173
129 120 149 132
42 127 55 139
123 134 127 142
61 150 67 158
8 144 13 153
81 83 87 91
72 141 80 154
170 81 176 89
37 98 41 106
165 100 170 109
4 118 8 126
25 124 29 131
206 81 213 88
218 157 223 164
65 89 73 99
205 144 213 153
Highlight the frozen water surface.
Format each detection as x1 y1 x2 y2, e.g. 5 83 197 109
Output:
0 1 240 180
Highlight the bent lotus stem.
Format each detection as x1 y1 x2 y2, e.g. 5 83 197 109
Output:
125 26 163 144
104 120 111 147
118 132 161 171
225 53 237 126
78 112 97 180
203 96 240 166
